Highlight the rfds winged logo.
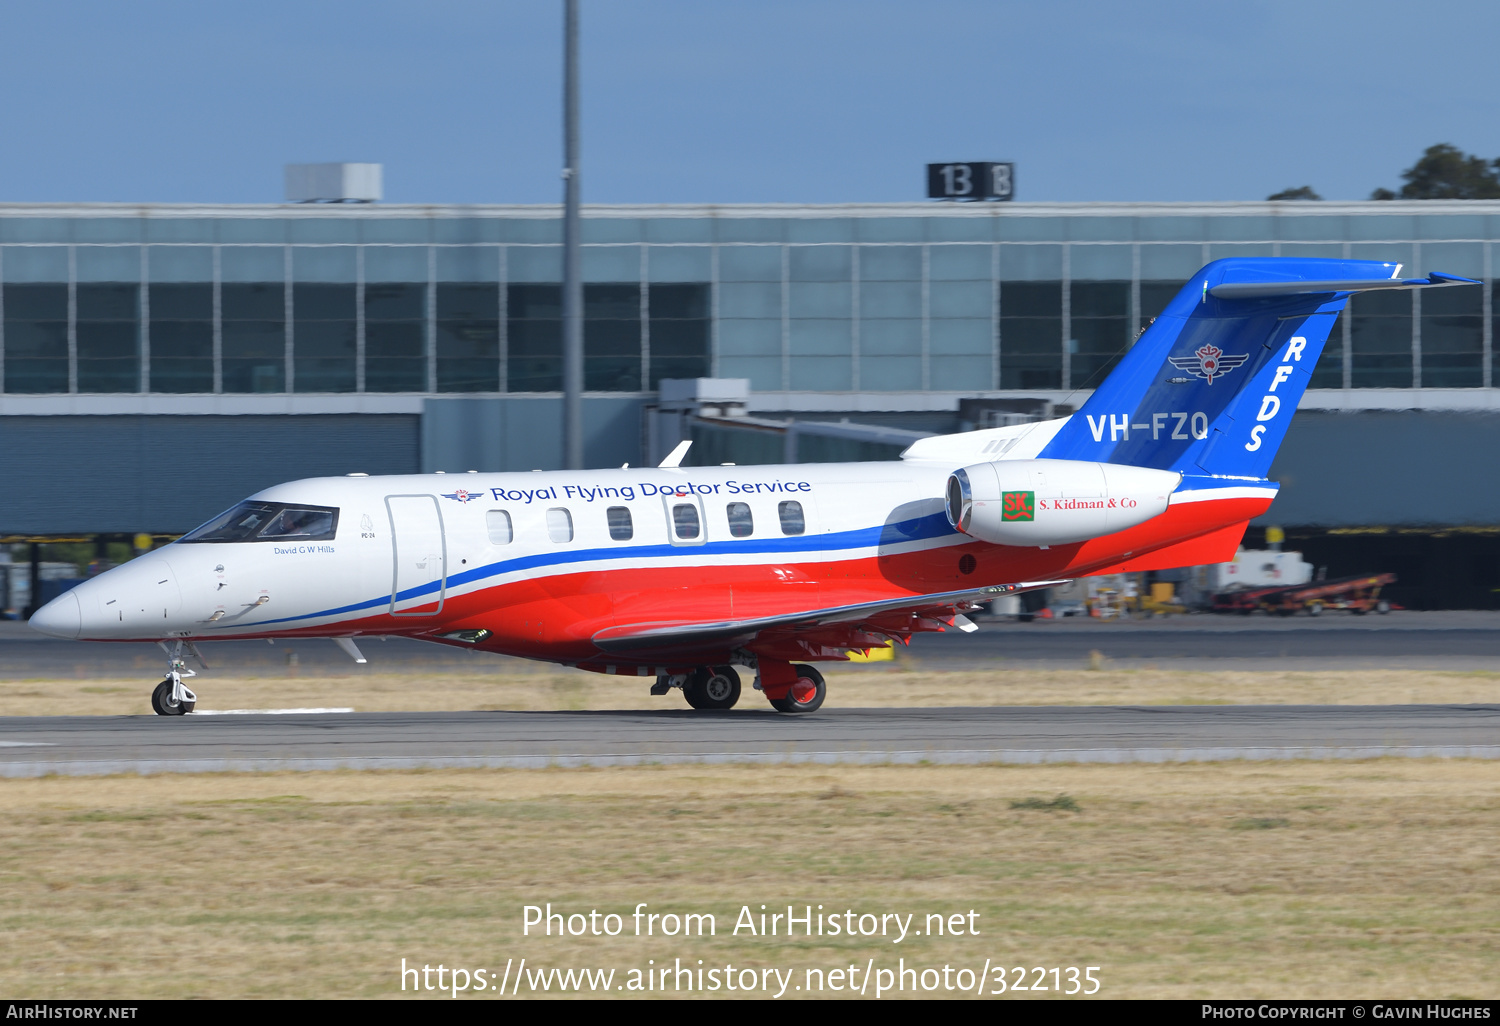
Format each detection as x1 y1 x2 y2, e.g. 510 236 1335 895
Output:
441 489 481 503
1167 344 1249 385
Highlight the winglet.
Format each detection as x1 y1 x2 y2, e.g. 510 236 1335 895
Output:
658 440 692 468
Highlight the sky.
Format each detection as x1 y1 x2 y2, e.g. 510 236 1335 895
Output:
0 0 1497 206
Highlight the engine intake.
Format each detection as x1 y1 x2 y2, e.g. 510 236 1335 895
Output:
945 459 1180 547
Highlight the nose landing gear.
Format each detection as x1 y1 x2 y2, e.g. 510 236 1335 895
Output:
151 679 196 716
150 640 200 716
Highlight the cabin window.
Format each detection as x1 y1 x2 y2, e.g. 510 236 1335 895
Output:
726 502 753 537
546 507 574 543
606 505 633 541
179 501 339 543
485 509 513 545
672 503 701 540
778 500 805 536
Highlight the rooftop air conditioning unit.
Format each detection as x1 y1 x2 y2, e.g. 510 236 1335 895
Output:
284 163 383 203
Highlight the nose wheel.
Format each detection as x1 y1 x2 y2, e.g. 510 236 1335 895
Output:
151 679 196 716
150 640 200 716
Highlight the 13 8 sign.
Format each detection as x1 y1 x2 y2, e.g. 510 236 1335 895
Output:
927 162 1014 201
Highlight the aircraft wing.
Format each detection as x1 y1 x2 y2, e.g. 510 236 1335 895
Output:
589 580 1066 659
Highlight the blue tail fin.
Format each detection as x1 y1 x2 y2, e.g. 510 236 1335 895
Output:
1039 258 1478 480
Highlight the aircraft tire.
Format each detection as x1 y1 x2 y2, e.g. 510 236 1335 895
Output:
151 679 188 717
684 666 741 710
770 664 826 713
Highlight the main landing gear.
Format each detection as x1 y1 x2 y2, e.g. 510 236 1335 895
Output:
684 666 742 710
769 664 826 713
651 665 743 710
650 661 826 713
150 640 199 716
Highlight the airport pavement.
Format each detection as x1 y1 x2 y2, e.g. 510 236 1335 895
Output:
1 611 1497 677
906 610 1500 670
0 703 1496 776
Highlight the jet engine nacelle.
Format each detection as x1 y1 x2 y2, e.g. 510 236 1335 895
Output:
946 459 1181 547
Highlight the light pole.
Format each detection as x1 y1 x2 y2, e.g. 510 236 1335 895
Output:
560 0 583 469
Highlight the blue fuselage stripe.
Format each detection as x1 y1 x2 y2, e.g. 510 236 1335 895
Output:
236 511 958 628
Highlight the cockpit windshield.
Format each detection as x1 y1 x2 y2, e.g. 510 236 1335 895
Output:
179 501 339 544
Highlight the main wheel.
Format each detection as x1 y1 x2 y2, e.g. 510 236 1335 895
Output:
1375 599 1391 614
770 664 826 713
1307 602 1323 617
683 666 741 710
150 679 189 717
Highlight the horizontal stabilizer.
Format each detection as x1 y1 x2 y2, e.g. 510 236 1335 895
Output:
1209 272 1479 300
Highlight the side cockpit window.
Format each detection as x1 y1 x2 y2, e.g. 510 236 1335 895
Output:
261 506 336 540
180 501 339 543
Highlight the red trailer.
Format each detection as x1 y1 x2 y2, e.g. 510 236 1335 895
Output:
1212 573 1397 617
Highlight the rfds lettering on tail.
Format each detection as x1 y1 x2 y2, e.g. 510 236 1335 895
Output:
30 259 1479 716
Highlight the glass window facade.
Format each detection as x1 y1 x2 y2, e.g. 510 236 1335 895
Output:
222 282 284 393
3 284 68 393
1069 280 1129 389
507 283 560 392
0 206 1495 395
364 283 427 392
1350 291 1414 388
1000 282 1062 389
76 283 139 393
149 284 212 393
648 282 709 388
293 283 356 393
436 283 498 392
1420 286 1483 388
586 284 642 392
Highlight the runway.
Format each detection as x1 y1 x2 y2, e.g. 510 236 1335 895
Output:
2 611 1498 677
1 703 1496 777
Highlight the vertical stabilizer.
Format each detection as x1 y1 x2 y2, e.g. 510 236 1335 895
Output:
1039 258 1477 481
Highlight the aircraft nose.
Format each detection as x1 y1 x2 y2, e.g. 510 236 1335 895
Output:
30 589 82 640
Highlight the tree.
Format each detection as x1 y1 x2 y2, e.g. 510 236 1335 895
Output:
1267 186 1322 201
1371 143 1500 200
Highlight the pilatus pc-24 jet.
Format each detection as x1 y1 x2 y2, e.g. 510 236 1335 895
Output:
30 258 1478 715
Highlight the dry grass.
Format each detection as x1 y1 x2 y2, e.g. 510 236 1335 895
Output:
1 760 1498 999
2 665 1497 717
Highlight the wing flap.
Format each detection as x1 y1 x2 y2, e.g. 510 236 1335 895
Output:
590 581 1066 656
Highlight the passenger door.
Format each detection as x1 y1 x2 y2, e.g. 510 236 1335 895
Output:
386 494 446 616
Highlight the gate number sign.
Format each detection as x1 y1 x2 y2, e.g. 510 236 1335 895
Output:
927 162 1014 201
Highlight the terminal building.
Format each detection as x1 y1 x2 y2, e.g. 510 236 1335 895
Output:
2 197 1499 608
